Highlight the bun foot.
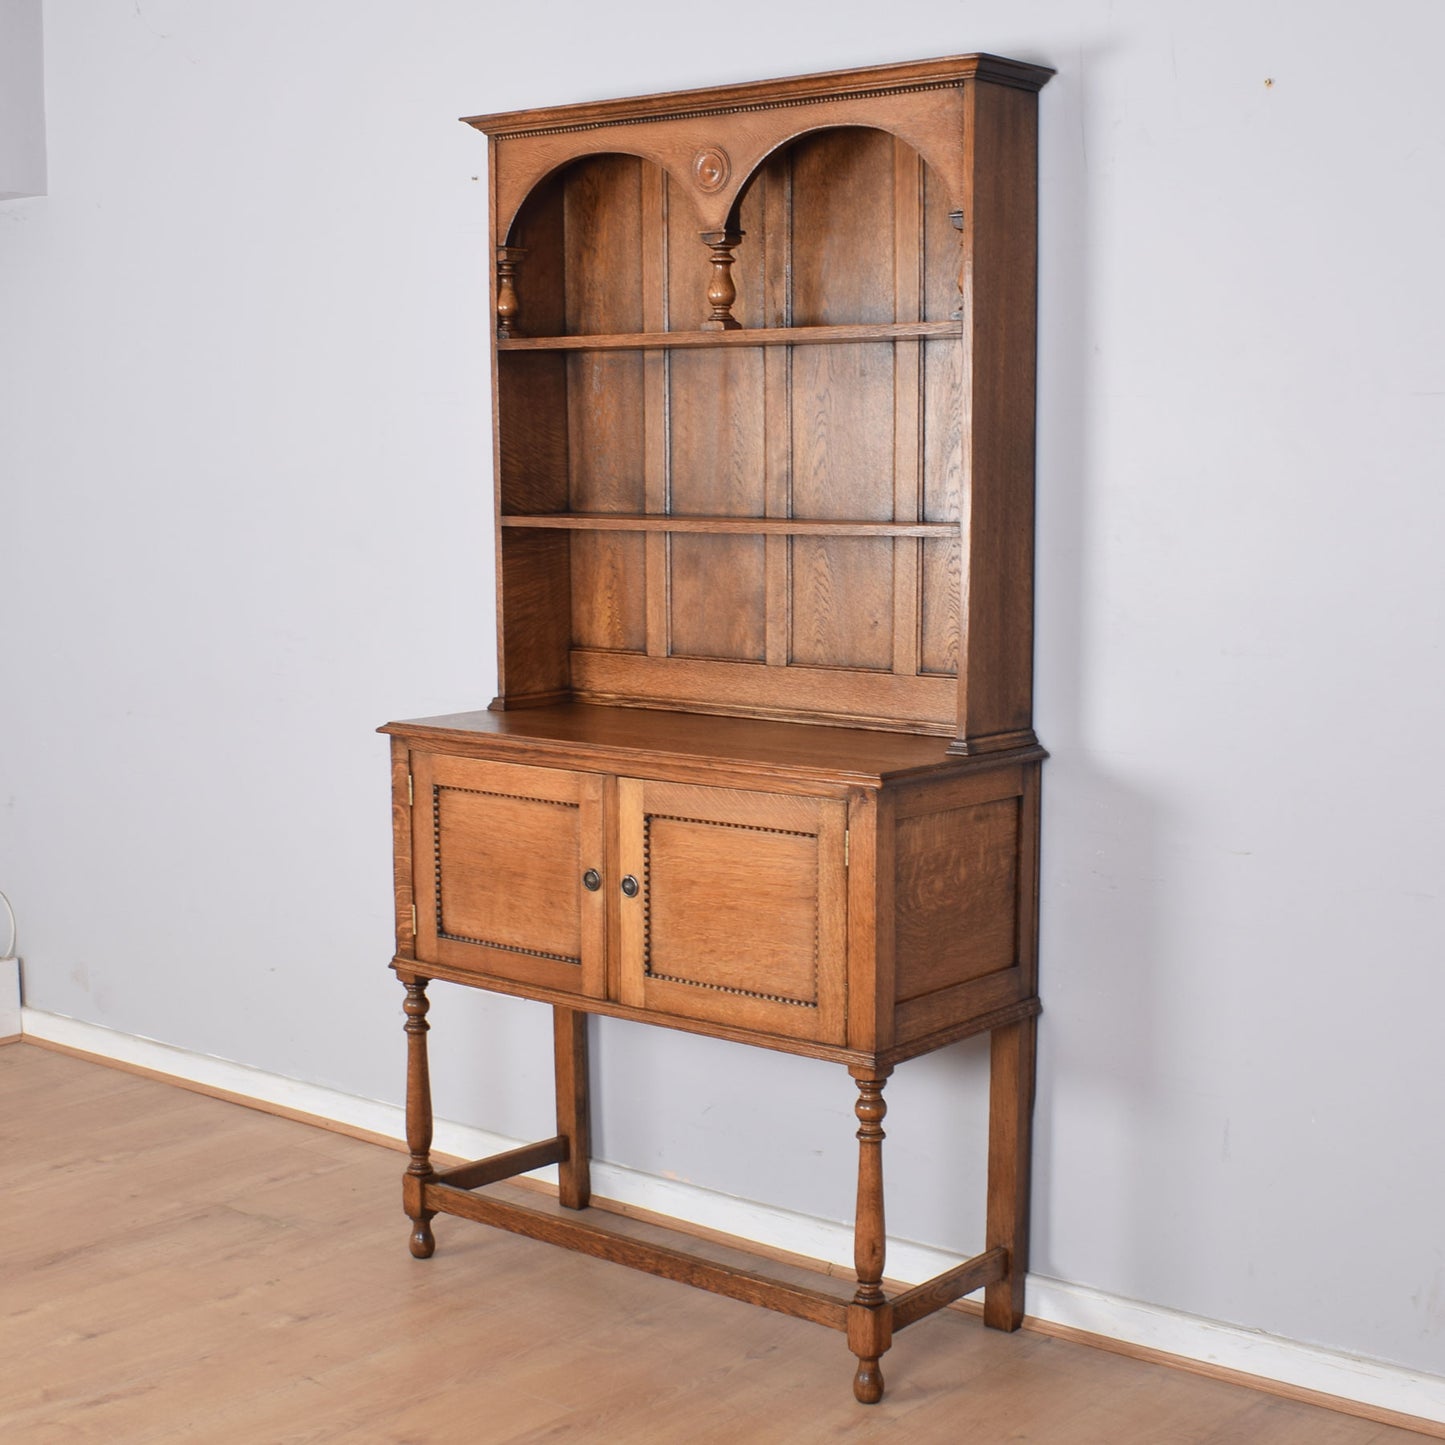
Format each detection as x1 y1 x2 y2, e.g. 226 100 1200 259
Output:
853 1357 885 1404
409 1217 436 1258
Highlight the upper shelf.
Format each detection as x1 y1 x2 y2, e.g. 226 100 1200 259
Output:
497 321 962 353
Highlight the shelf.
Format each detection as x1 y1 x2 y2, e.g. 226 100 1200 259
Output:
497 321 962 353
500 514 959 538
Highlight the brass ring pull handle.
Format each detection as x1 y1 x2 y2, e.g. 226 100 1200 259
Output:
620 875 640 898
582 869 602 892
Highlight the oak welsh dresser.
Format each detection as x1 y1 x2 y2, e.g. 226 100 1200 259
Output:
381 51 1052 1403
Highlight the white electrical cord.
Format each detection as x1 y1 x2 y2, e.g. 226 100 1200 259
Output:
0 889 15 960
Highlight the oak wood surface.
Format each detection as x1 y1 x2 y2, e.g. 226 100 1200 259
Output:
483 60 1044 744
464 53 1054 137
392 957 1041 1071
616 777 849 1044
891 1246 1009 1330
433 1135 568 1192
410 752 607 998
552 1006 592 1210
10 1047 1434 1444
984 1015 1037 1331
383 702 1043 787
893 797 1021 1001
500 513 959 536
380 51 1055 1409
497 319 961 349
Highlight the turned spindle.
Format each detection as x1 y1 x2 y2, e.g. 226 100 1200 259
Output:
496 245 526 339
848 1067 893 1404
699 229 743 330
403 978 438 1258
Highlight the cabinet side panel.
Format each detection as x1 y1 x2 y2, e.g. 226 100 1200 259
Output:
957 81 1040 741
894 797 1019 1003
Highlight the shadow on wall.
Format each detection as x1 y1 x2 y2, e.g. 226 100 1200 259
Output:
1023 39 1171 1297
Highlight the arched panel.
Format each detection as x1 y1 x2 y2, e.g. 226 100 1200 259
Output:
498 144 697 247
727 125 964 328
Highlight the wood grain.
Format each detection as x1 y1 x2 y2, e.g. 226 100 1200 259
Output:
552 1006 592 1209
616 778 848 1044
501 513 957 536
410 753 607 998
893 798 1020 1002
564 154 648 654
984 1015 1037 1331
382 701 1037 787
393 55 1055 1409
953 77 1041 749
569 648 955 732
497 319 961 350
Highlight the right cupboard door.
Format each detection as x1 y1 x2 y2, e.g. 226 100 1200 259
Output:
616 779 848 1044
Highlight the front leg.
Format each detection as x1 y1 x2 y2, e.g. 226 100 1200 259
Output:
847 1065 894 1403
402 977 437 1258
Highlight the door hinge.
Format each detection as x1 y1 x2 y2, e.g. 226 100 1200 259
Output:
410 903 417 934
844 830 850 867
407 773 414 807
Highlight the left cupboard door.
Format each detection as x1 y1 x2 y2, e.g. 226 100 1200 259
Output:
410 753 607 997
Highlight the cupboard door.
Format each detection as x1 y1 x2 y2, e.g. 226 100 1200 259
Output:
616 779 848 1044
412 754 605 996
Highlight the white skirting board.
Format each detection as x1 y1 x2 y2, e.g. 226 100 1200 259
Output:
18 1007 1445 1428
0 958 19 1039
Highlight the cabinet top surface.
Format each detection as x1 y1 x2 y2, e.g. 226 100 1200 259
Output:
463 52 1054 137
380 704 1040 787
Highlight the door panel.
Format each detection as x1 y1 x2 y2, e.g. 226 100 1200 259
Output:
617 779 847 1043
412 754 605 996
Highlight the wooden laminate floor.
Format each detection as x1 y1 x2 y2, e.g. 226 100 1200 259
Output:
0 1042 1431 1444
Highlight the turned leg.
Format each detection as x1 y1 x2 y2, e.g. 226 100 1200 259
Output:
402 977 438 1258
984 1016 1037 1330
553 1006 592 1210
847 1066 894 1403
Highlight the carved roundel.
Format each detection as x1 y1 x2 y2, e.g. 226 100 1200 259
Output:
692 146 731 193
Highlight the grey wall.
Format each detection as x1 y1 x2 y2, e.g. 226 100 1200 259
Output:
0 0 46 198
2 0 1442 1378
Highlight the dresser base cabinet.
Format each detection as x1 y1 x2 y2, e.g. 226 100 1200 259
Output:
384 705 1042 1403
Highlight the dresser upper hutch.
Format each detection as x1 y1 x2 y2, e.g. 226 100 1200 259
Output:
464 52 1050 755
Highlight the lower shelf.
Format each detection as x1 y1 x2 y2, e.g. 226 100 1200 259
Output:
410 1152 1010 1342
